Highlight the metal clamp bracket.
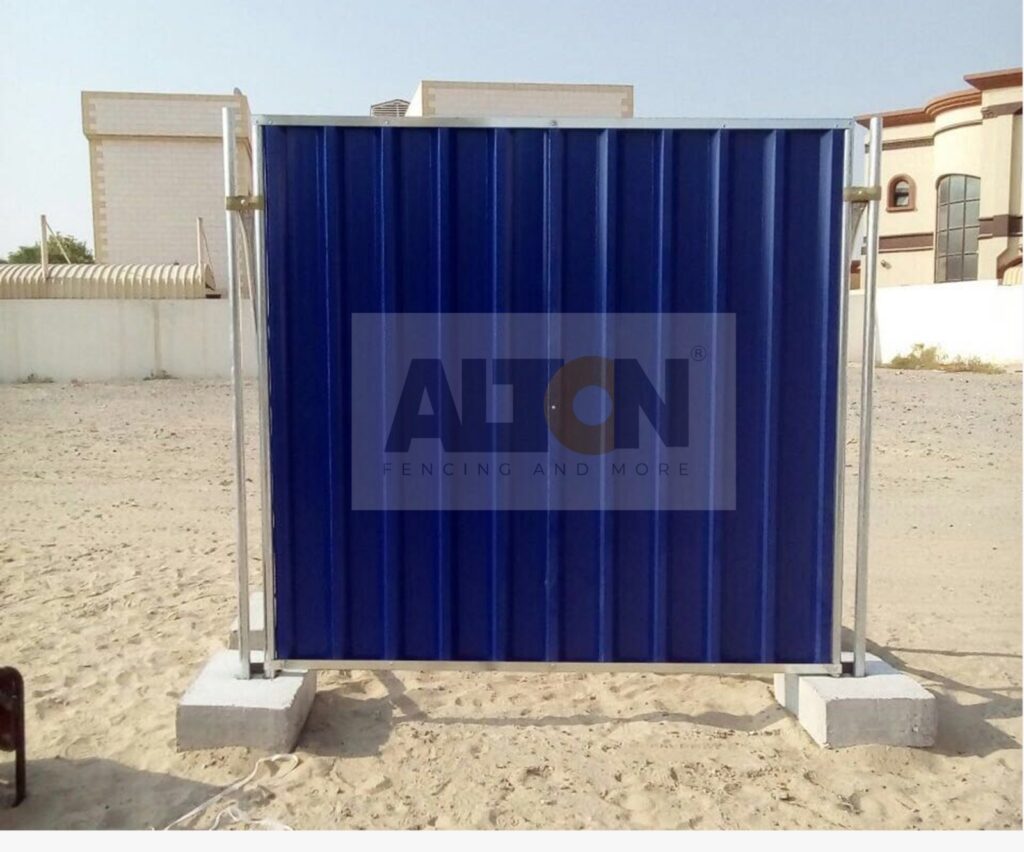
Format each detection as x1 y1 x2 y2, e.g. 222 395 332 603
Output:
225 194 264 212
843 186 881 203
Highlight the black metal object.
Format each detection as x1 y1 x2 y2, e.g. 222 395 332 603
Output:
0 667 26 806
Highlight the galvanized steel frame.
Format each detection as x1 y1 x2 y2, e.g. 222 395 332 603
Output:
229 113 879 680
251 114 277 680
832 128 854 674
255 115 851 131
275 660 842 674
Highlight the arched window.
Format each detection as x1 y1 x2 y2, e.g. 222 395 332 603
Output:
935 175 980 282
887 175 915 211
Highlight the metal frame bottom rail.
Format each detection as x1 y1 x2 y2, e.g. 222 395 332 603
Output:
272 660 840 676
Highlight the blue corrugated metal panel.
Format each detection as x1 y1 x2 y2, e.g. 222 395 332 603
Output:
262 123 845 665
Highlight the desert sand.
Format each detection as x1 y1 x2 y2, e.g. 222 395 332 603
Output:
0 368 1020 829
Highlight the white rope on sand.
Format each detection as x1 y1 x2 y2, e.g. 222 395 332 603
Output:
209 805 294 832
164 753 299 831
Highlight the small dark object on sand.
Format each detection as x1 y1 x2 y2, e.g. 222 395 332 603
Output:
0 667 26 806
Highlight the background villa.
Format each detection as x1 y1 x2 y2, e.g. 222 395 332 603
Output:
859 67 1021 286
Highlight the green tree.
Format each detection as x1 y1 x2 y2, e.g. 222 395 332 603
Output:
6 232 94 264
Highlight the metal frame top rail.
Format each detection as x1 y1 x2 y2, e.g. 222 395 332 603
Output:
253 114 853 131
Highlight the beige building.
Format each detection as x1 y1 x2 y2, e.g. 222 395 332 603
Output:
82 90 252 289
80 83 630 294
858 68 1021 286
405 80 633 118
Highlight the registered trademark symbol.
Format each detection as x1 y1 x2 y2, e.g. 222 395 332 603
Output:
691 345 706 361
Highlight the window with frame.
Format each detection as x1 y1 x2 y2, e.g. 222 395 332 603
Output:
888 176 914 210
935 175 980 282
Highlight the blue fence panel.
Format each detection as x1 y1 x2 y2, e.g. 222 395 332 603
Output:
262 122 846 666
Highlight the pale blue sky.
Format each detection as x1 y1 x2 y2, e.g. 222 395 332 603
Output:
1 0 1020 254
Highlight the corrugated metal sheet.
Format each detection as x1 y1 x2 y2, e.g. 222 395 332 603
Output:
0 262 214 299
262 122 846 666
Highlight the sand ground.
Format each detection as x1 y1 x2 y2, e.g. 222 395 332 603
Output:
0 369 1020 829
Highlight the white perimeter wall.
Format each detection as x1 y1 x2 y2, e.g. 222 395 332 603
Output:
848 281 1022 365
0 300 256 382
1 285 1020 382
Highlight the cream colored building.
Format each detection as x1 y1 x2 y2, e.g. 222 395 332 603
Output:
405 80 633 118
858 68 1021 286
82 90 252 290
80 83 629 294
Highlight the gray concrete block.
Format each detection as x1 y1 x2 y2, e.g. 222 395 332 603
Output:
228 591 266 650
176 650 316 752
773 670 800 713
774 652 936 749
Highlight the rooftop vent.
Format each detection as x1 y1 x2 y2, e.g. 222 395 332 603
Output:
370 98 410 118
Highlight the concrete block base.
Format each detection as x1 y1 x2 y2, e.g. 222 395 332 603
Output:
176 650 316 752
774 652 936 748
228 591 266 650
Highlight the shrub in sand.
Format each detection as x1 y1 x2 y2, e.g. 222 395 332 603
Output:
887 343 1004 374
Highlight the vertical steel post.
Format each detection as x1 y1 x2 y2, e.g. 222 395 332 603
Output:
250 118 277 677
223 107 251 678
40 215 49 281
831 127 854 673
853 116 883 677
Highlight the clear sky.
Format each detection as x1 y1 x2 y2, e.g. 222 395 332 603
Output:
1 0 1020 254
